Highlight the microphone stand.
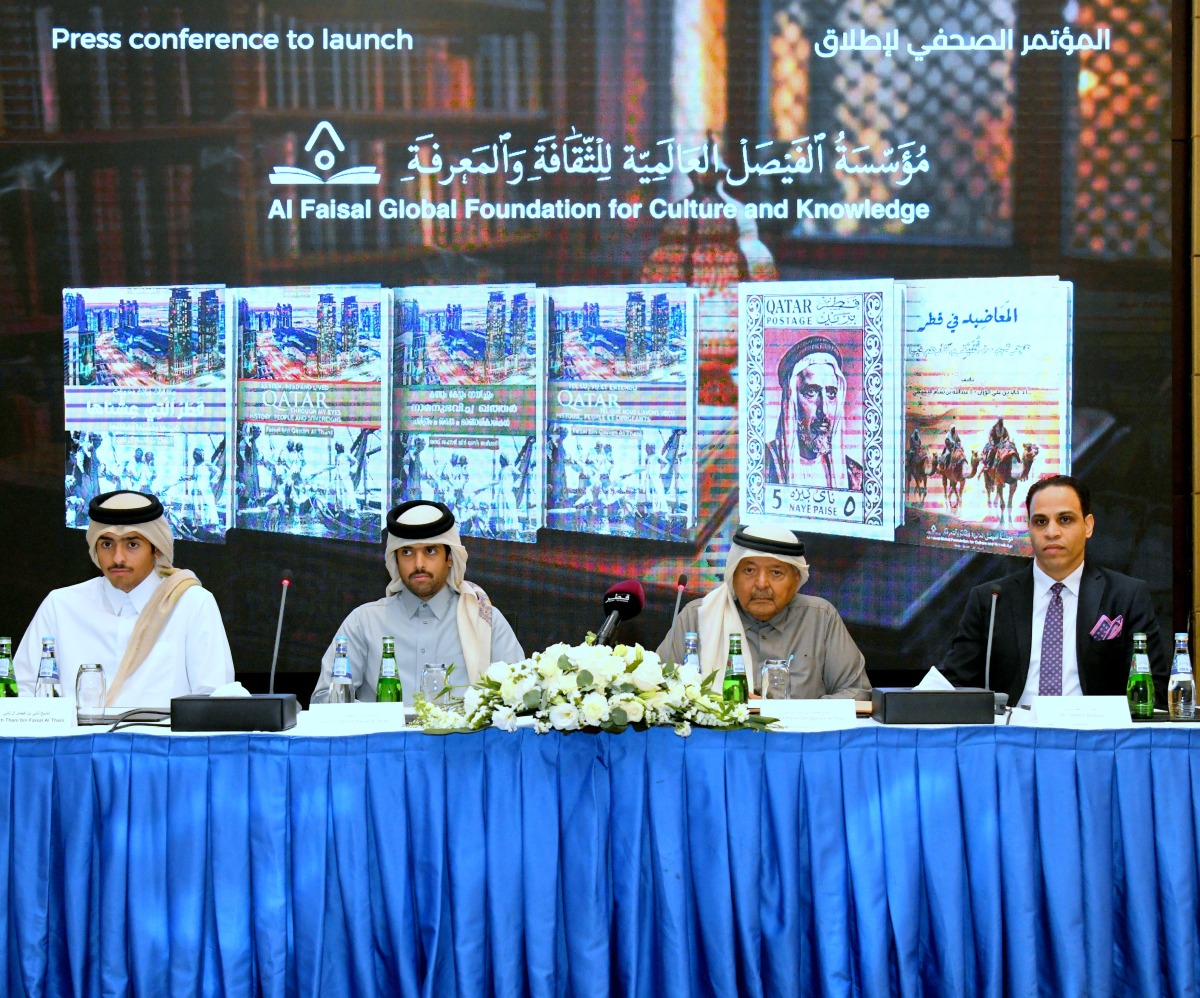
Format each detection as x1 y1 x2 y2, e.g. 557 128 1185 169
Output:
269 577 291 695
984 590 1007 715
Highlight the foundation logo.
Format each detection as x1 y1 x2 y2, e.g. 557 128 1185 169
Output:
268 121 381 185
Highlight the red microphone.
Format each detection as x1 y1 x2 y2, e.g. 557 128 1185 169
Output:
671 573 688 629
596 580 646 645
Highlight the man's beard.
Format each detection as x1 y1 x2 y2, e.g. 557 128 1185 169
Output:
796 413 833 459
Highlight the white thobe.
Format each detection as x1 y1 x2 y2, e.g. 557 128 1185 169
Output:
13 573 235 708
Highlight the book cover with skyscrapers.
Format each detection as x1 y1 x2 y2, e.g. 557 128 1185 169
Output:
542 285 698 541
62 284 233 541
232 284 390 542
391 283 543 543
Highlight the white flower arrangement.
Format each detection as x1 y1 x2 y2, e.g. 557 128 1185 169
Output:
412 637 775 736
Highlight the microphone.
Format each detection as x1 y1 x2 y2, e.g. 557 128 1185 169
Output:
595 580 646 646
269 570 292 695
983 587 1007 714
671 574 688 629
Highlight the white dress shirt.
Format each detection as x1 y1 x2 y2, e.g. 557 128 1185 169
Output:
13 573 235 708
311 583 525 705
1018 561 1086 706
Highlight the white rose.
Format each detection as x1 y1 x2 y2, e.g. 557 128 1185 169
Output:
629 656 665 691
588 650 625 681
645 691 670 713
580 692 610 726
541 643 573 662
486 661 513 684
491 705 517 732
545 671 578 698
499 680 522 707
549 702 580 731
678 662 702 686
615 644 640 666
620 698 645 724
462 686 484 719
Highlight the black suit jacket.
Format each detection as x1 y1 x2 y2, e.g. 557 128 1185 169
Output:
942 562 1168 706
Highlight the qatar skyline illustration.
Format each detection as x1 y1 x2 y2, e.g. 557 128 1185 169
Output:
237 286 384 383
63 285 227 389
546 287 690 382
395 285 537 387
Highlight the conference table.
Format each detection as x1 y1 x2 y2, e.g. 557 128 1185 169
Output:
2 722 1199 998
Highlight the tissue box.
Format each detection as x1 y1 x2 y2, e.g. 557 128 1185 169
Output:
871 687 995 725
171 693 299 732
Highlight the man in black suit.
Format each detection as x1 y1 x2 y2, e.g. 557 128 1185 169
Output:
942 475 1167 706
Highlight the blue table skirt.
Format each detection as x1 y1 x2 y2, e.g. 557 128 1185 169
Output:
2 726 1198 998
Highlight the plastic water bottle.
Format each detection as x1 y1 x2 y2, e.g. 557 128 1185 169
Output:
1168 632 1195 720
328 635 354 704
0 637 17 697
34 637 62 698
1125 632 1154 719
682 631 700 672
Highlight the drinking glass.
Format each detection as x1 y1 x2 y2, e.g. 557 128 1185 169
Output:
420 664 450 706
75 663 107 723
761 659 791 700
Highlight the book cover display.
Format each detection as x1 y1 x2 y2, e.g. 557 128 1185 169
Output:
739 280 904 542
543 285 699 542
391 284 542 544
898 276 1073 556
233 284 390 543
63 284 232 541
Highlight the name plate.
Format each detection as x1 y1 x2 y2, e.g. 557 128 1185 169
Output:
1031 695 1133 729
762 698 858 731
298 703 416 736
0 698 77 736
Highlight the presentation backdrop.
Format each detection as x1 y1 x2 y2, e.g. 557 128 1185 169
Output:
0 0 1179 689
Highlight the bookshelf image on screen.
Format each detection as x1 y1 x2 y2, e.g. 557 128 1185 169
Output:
233 284 390 543
62 284 232 541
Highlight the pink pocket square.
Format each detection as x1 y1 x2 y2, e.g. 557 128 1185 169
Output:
1090 614 1124 640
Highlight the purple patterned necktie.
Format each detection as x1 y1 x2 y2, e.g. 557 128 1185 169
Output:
1039 582 1065 696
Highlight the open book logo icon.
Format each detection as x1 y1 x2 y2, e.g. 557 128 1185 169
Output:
268 121 381 186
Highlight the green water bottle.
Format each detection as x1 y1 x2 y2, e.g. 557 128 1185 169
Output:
377 636 401 703
722 633 748 704
1126 632 1154 719
0 637 17 697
